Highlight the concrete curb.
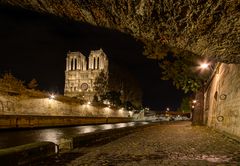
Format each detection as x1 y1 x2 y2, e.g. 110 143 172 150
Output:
59 123 155 151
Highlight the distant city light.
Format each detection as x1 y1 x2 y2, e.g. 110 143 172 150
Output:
103 100 110 105
49 94 55 99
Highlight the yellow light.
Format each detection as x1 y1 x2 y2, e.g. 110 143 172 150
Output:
200 63 209 70
50 94 55 99
87 101 91 105
192 100 197 103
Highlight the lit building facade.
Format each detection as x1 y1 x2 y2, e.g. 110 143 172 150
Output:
64 49 108 101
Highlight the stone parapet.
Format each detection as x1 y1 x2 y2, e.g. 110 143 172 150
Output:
0 141 55 165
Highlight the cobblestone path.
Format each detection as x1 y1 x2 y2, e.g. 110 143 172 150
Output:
40 121 240 165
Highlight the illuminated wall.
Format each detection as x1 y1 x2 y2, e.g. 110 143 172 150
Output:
0 94 129 118
204 63 240 137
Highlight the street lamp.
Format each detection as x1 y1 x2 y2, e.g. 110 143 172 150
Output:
199 61 214 72
200 63 209 69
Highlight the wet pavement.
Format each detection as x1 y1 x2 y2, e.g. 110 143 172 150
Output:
32 121 240 165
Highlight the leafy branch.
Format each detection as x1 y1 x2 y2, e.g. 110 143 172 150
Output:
159 51 210 93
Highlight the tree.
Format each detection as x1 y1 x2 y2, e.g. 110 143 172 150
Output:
179 97 191 113
108 64 142 109
93 70 108 101
101 91 122 107
0 72 26 93
159 51 210 93
27 78 38 89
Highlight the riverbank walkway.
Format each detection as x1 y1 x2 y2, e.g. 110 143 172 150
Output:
36 121 240 165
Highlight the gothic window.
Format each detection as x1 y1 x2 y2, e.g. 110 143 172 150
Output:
97 57 100 69
71 59 74 70
75 59 77 70
93 57 96 69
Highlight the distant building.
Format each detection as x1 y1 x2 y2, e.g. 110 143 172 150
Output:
64 49 108 101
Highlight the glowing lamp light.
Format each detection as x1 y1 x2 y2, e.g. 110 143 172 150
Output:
87 101 91 105
192 100 197 104
119 108 123 112
200 63 209 70
49 94 55 99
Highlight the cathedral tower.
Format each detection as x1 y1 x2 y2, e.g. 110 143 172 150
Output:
64 49 108 101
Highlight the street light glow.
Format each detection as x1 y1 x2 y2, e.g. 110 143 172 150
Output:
50 94 55 99
200 63 209 69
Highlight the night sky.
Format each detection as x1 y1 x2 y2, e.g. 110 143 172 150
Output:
0 5 184 111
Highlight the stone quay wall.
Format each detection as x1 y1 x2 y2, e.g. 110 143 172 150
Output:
0 115 131 129
0 93 129 117
0 92 131 128
204 63 240 138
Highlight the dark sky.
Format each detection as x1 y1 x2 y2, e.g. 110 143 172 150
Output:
0 5 184 111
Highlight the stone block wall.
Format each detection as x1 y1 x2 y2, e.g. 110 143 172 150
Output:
0 93 129 118
204 63 240 137
0 115 131 129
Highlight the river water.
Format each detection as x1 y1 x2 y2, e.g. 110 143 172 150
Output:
0 121 149 149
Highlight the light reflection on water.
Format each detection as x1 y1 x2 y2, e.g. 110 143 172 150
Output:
115 123 128 128
38 129 62 144
139 121 149 125
79 126 97 134
127 122 136 126
0 121 149 148
99 124 115 130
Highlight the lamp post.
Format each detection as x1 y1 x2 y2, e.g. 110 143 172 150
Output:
192 61 214 125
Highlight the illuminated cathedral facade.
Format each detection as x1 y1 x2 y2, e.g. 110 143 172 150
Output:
64 49 108 101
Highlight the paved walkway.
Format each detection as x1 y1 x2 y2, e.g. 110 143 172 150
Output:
40 121 240 165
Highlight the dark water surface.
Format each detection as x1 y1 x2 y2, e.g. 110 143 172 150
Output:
0 121 149 149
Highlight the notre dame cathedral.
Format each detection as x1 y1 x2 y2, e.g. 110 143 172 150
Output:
64 49 108 101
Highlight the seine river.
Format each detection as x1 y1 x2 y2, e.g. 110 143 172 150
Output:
0 121 149 149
